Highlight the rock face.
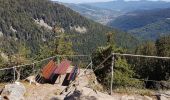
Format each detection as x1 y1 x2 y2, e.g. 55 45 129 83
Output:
156 91 170 100
34 19 53 30
1 82 26 100
70 26 87 33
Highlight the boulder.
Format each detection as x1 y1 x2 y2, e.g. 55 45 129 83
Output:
63 87 113 100
144 96 153 100
160 96 169 100
0 96 2 100
1 82 26 100
156 91 170 100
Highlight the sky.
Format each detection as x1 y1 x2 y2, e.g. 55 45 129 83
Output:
52 0 170 3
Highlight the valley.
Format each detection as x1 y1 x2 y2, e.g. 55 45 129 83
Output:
64 0 170 41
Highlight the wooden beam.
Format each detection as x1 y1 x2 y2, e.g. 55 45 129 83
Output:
113 53 170 59
110 54 114 95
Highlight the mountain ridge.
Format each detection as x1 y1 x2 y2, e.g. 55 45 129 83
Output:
109 8 170 40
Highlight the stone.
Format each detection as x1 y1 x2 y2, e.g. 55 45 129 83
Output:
1 82 26 100
156 91 170 100
121 95 135 100
144 96 153 100
160 95 169 100
0 96 2 100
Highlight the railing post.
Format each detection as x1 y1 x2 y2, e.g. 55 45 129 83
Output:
16 67 21 82
13 67 16 82
90 56 93 70
110 53 114 95
90 62 93 70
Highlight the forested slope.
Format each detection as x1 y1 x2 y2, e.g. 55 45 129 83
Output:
129 19 170 40
0 0 138 67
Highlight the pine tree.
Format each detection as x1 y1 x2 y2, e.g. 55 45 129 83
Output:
55 33 74 55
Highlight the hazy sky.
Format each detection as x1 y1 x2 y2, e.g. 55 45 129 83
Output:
52 0 170 3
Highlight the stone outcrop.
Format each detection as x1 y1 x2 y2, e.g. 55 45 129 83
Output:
1 69 168 100
70 26 87 33
1 82 26 100
156 91 170 100
34 19 53 30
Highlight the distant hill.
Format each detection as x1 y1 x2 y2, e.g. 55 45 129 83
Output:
129 19 170 40
63 3 123 25
109 8 170 30
63 0 170 26
85 0 170 12
57 0 170 43
0 0 137 60
109 8 170 40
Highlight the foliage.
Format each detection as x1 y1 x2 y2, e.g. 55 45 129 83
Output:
129 19 170 41
133 42 157 79
126 36 170 89
92 44 142 89
55 33 74 55
113 58 139 87
156 36 170 57
92 36 170 90
0 56 6 67
135 41 156 56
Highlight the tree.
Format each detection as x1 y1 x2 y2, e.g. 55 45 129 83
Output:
134 42 157 79
92 45 139 89
7 44 31 66
156 36 170 57
155 36 170 81
55 33 74 55
135 41 156 56
132 38 170 89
